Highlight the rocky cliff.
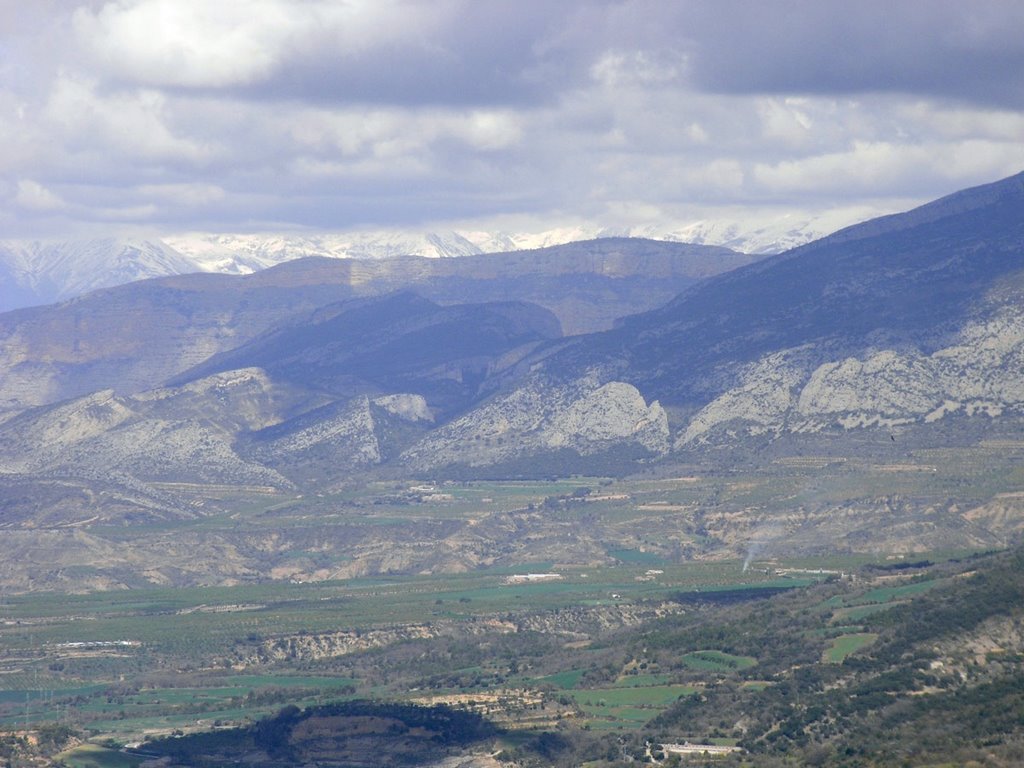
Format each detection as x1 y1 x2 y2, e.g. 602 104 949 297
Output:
681 286 1024 444
402 374 669 469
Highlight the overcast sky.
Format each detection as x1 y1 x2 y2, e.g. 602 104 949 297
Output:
3 0 1024 239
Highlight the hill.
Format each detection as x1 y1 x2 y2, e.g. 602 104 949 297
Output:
484 171 1024 445
1 173 1024 590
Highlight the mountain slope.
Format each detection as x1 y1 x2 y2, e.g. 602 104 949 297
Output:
173 292 562 415
160 236 756 335
0 238 753 412
0 233 758 316
3 173 1024 504
530 171 1024 428
0 270 358 409
0 238 199 311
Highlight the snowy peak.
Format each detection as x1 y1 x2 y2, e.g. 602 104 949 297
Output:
0 238 198 310
0 209 873 313
163 231 486 274
164 212 865 275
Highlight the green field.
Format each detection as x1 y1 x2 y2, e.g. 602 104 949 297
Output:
0 466 999 760
607 548 667 565
612 673 672 687
0 557 791 736
679 650 757 672
853 580 942 604
535 669 587 689
825 633 879 662
568 685 697 708
0 552 810 741
567 684 698 729
55 745 143 768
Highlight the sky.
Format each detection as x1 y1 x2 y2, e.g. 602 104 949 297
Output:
2 0 1024 240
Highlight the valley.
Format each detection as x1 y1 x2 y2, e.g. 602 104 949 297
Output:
1 173 1024 765
2 434 1023 594
2 527 1020 767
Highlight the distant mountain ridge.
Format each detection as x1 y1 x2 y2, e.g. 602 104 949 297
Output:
0 209 856 312
3 173 1024 468
164 211 871 273
0 238 197 311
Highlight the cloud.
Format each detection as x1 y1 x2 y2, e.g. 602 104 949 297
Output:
73 0 291 88
679 0 1024 108
0 1 1021 238
14 179 66 211
43 74 211 163
71 0 606 106
136 183 226 206
752 138 1024 201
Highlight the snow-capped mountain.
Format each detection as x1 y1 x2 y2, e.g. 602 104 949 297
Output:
166 208 880 273
636 206 894 254
0 238 199 311
0 209 876 312
162 231 488 274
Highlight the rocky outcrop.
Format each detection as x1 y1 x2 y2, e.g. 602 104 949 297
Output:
253 396 384 467
235 604 685 666
244 393 433 481
0 369 295 489
237 617 522 666
402 374 669 468
374 393 433 423
681 302 1024 443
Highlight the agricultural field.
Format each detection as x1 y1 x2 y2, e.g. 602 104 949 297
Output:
1 455 1021 765
824 633 878 663
0 524 869 744
678 650 757 672
2 542 1021 765
0 538 969 750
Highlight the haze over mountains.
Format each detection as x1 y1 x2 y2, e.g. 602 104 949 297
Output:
2 171 1024 587
0 210 858 313
539 171 1024 428
4 173 1024 457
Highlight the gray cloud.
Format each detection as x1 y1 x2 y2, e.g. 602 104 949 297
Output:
71 0 610 107
679 0 1024 108
1 1 1023 238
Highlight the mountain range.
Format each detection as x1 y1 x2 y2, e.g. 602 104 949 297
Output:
1 171 1024 586
0 208 862 313
4 174 1024 469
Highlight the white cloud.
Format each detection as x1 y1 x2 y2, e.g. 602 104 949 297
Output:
285 107 522 162
897 102 1024 142
590 49 688 88
43 74 210 163
73 0 305 88
458 111 524 151
757 98 815 145
751 138 1024 199
14 179 65 211
0 1 1020 237
71 0 462 92
288 154 433 182
93 203 160 221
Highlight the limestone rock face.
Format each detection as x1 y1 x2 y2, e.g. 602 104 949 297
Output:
249 396 384 469
548 381 669 450
402 374 669 468
681 353 806 443
373 393 433 422
681 302 1024 443
243 392 434 480
0 369 295 488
